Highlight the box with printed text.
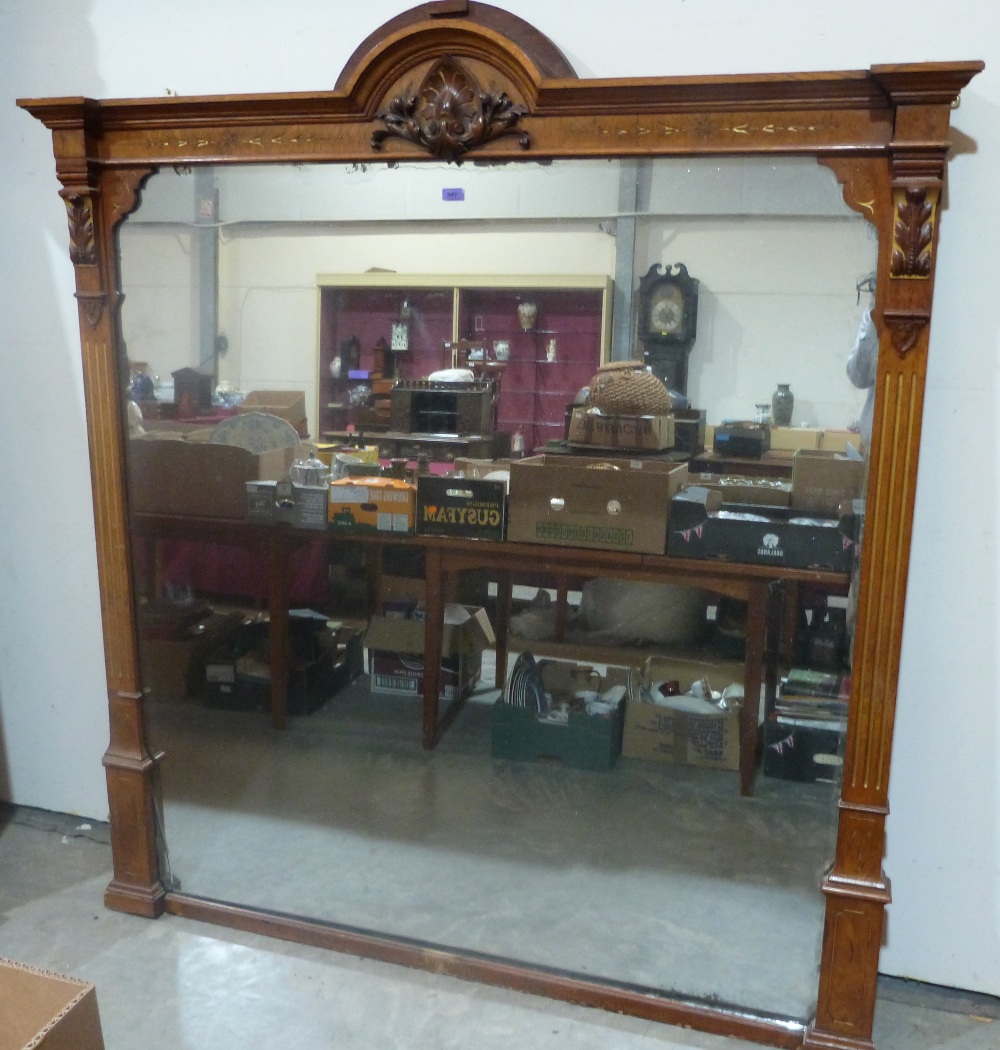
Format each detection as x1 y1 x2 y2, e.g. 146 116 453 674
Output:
328 476 416 534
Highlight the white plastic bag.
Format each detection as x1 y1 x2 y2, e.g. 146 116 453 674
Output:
578 579 710 645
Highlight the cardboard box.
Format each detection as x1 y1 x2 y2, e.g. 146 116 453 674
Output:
236 389 308 436
140 611 245 703
0 957 105 1050
205 617 363 714
491 661 628 771
667 487 859 572
567 408 675 451
623 657 740 770
452 457 511 479
246 480 328 529
769 426 823 451
128 437 299 518
627 651 745 696
328 476 416 534
368 649 476 702
820 430 863 454
622 700 740 770
416 474 506 541
791 449 866 517
687 472 791 508
365 605 495 701
507 455 688 555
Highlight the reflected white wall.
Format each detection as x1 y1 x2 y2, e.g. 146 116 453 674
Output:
121 159 872 435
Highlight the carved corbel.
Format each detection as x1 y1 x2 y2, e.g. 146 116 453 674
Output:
371 55 529 161
75 291 108 328
882 307 930 355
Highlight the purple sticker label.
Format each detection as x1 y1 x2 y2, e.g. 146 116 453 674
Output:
442 188 465 201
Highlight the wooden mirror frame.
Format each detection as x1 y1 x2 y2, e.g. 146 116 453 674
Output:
18 4 982 1047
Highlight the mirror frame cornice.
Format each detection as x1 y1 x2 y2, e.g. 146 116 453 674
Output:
18 4 982 1048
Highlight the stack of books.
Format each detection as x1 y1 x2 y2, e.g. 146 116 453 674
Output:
774 668 849 732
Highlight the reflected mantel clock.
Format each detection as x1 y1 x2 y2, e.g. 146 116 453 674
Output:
17 3 983 1050
637 262 700 394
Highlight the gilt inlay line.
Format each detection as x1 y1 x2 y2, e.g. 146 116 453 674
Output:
86 336 132 685
851 368 920 795
877 372 920 792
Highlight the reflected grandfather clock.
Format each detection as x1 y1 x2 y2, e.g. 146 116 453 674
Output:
636 262 699 395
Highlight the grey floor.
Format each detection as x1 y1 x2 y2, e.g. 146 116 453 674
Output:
1 806 998 1050
146 667 840 1021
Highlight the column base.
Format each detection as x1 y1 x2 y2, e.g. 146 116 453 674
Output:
104 878 168 918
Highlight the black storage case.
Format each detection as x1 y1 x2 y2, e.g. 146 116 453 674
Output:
667 487 860 573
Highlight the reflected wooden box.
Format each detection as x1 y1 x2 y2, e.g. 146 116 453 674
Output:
390 380 496 435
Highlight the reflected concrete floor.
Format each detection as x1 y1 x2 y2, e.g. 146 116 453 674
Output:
1 806 997 1050
145 670 841 1022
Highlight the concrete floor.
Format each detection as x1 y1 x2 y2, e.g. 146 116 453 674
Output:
146 674 841 1021
1 805 998 1050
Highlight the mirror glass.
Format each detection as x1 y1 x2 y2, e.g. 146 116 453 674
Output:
121 155 875 1022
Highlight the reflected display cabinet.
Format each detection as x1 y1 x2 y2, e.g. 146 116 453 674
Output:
18 3 982 1049
318 274 611 453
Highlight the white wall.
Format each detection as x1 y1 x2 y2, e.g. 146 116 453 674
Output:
2 0 998 998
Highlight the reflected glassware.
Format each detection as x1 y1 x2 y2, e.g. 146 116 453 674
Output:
289 449 329 486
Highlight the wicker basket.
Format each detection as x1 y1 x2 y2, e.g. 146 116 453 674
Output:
587 361 672 416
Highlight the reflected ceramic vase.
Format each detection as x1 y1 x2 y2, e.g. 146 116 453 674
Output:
517 300 538 331
771 383 794 427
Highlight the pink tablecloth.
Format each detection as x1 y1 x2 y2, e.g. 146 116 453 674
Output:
153 537 329 607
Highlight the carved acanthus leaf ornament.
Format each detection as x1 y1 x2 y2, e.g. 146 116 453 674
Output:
890 187 935 278
63 193 96 265
371 56 529 161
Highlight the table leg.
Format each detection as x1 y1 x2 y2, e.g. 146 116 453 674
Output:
781 579 800 664
554 574 569 641
422 544 444 749
494 569 512 692
267 533 290 731
764 581 785 720
740 582 768 796
366 542 383 617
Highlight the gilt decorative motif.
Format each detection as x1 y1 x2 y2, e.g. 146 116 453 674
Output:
63 193 96 265
371 57 529 161
890 187 935 278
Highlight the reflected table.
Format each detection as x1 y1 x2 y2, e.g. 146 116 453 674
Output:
132 514 849 796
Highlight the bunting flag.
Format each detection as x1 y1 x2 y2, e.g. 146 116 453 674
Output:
768 732 796 755
674 521 708 543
